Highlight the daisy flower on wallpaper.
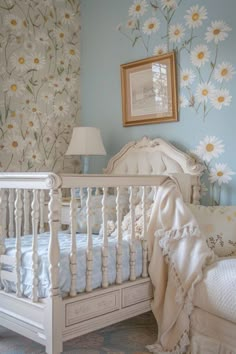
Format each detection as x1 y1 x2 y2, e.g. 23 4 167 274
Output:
128 0 148 18
205 21 231 44
143 18 160 35
4 133 24 154
26 149 43 165
4 14 22 32
179 95 188 108
184 5 208 29
153 44 167 56
65 45 80 63
210 89 232 110
190 44 210 68
180 69 196 87
194 136 224 163
3 79 25 98
214 62 236 83
160 0 177 10
10 52 29 73
195 82 215 103
126 18 137 29
209 163 235 186
40 92 54 105
60 9 75 25
53 101 70 118
169 23 185 43
27 52 46 71
49 78 64 93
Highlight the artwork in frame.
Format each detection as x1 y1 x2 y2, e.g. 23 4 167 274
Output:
120 52 178 127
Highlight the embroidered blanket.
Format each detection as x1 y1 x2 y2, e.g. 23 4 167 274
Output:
147 177 215 354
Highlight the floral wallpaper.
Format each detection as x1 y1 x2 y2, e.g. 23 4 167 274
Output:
117 0 235 205
0 0 80 172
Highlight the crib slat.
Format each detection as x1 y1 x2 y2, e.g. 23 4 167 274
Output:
0 190 6 290
116 186 123 284
70 188 78 297
39 190 45 233
15 189 23 297
142 186 148 278
31 190 39 302
86 187 93 292
129 186 136 281
48 189 61 297
24 190 30 235
102 187 108 288
8 189 14 238
2 190 7 237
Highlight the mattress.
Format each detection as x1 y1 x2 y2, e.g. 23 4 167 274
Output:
1 232 143 298
190 308 236 353
193 257 236 323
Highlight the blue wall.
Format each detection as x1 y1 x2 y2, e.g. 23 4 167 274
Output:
80 0 236 205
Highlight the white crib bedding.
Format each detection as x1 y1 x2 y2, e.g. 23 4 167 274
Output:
1 232 143 298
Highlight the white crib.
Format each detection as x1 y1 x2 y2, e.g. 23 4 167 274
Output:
0 137 203 354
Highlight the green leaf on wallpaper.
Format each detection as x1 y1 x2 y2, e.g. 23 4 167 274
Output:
29 78 38 86
0 111 2 126
57 67 64 75
26 85 34 95
34 132 38 141
210 62 215 69
0 4 15 10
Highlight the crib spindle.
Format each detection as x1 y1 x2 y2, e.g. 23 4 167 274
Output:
8 189 14 238
1 190 7 237
116 186 123 284
0 190 6 290
102 187 108 288
129 186 136 281
48 189 61 297
86 187 93 292
39 190 45 233
70 188 78 297
31 190 39 302
24 190 30 235
15 189 23 297
142 186 148 278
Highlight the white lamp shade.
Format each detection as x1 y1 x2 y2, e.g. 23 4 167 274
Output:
66 127 106 156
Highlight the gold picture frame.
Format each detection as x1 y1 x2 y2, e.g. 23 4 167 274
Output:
120 52 178 127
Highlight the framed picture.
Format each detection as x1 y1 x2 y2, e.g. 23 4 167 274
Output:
120 52 178 127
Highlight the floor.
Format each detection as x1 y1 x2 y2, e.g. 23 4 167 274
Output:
0 312 157 354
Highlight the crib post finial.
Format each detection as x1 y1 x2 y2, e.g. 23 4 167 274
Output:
0 190 6 290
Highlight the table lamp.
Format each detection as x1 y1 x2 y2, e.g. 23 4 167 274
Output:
66 127 106 174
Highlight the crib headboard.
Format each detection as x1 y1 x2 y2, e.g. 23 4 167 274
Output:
104 137 204 204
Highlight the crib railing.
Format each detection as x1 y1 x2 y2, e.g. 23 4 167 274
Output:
0 172 167 303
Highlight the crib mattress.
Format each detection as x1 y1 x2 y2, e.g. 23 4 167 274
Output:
1 232 143 298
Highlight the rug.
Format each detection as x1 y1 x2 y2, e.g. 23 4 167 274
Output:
0 312 157 354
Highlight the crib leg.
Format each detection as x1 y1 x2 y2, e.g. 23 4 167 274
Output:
45 296 63 354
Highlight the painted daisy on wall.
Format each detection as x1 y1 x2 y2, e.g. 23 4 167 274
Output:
117 1 234 120
193 136 235 205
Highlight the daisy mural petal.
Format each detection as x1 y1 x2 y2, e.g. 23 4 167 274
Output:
143 18 160 35
160 0 177 10
190 44 210 68
180 69 196 87
214 62 236 83
185 5 208 29
179 95 188 108
153 44 167 56
209 163 235 186
169 23 185 43
128 0 148 18
205 21 232 44
210 89 232 110
195 136 224 163
195 82 215 103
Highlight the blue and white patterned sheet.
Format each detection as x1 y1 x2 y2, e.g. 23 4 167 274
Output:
1 232 143 298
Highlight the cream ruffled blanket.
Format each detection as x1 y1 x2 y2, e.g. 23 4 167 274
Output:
146 177 215 354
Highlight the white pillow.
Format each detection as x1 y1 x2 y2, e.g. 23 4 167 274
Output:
77 194 129 234
188 204 236 257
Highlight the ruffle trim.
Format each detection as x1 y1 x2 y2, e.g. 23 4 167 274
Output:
147 225 214 354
